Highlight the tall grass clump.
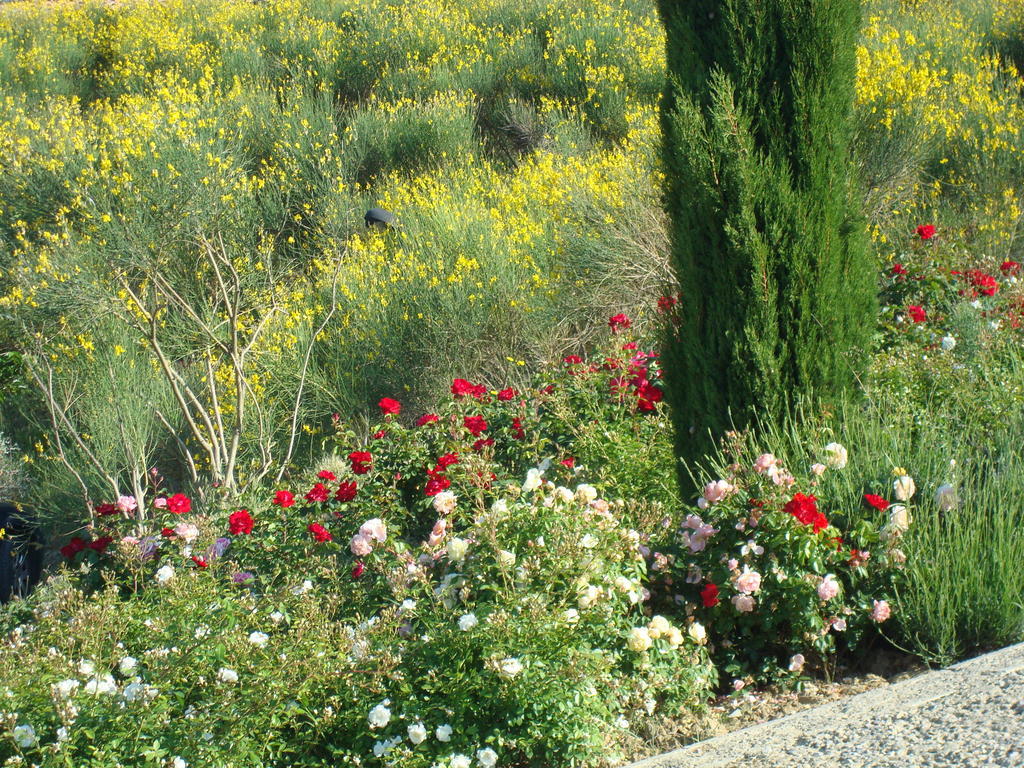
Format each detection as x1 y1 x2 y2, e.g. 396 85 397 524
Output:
657 0 876 479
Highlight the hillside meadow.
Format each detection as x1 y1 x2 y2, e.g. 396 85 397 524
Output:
2 0 1024 766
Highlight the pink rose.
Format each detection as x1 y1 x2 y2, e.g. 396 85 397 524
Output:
116 495 138 514
753 453 776 473
703 480 734 505
731 594 755 612
173 523 200 544
349 534 373 556
831 617 847 632
684 514 718 553
735 569 762 594
817 575 840 601
788 654 805 673
359 518 387 543
810 463 827 476
871 599 891 622
153 497 168 509
427 519 447 547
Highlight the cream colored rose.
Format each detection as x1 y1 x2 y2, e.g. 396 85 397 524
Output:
626 627 652 652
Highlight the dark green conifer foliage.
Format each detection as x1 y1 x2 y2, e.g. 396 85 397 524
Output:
657 0 876 475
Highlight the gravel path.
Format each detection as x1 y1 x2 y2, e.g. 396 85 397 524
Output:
628 642 1024 768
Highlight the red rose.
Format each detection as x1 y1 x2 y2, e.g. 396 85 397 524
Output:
463 415 488 437
435 453 459 470
472 438 494 451
305 483 330 503
273 490 295 508
229 509 254 535
335 481 358 502
916 224 936 240
191 555 209 568
891 263 908 277
1001 260 1020 276
863 494 889 511
497 388 516 401
657 295 677 313
95 502 118 516
967 269 999 297
451 378 487 399
378 397 401 416
161 527 175 537
785 492 828 533
307 523 333 543
416 413 439 426
167 493 191 515
608 313 632 332
351 561 365 579
511 417 525 440
563 354 583 365
700 583 720 608
907 305 927 323
86 536 113 554
424 473 451 496
560 457 576 468
60 537 87 559
636 381 663 412
318 470 337 481
349 451 372 475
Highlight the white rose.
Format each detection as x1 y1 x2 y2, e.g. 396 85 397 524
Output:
433 491 458 515
447 537 470 563
85 674 117 695
579 534 599 549
563 608 580 624
407 722 427 745
575 484 598 504
155 565 175 586
577 584 602 610
458 613 478 631
78 660 96 676
490 499 508 516
497 657 523 679
823 442 848 469
119 656 138 674
451 755 472 768
171 758 188 768
269 611 285 625
522 468 543 492
367 702 391 729
647 615 671 638
54 678 80 698
889 504 912 533
217 668 238 684
666 626 684 648
248 631 269 647
477 747 499 768
688 622 707 645
13 724 36 748
626 627 652 652
436 724 453 742
893 474 916 501
497 549 516 568
941 335 956 351
122 681 145 702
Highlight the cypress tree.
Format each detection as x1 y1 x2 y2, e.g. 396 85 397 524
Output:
657 0 876 475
